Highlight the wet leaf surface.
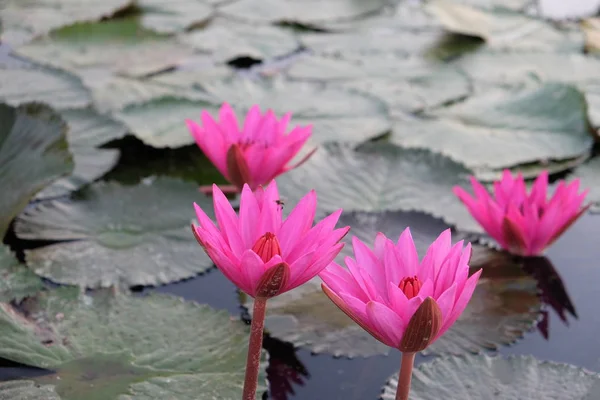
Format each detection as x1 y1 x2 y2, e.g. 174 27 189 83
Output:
0 246 44 303
381 354 600 399
0 288 266 399
15 178 213 288
0 102 73 238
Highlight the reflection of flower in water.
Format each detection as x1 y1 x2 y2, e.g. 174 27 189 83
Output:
521 256 578 340
263 336 309 400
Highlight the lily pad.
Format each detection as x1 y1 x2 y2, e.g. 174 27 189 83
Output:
0 246 44 303
0 102 73 238
138 0 214 34
391 83 594 171
0 0 132 45
220 0 388 27
0 64 91 110
427 0 584 52
568 156 600 212
36 109 128 200
381 354 600 399
119 77 391 148
276 142 482 234
16 17 196 78
179 18 299 62
14 178 214 288
287 55 470 117
115 98 219 148
0 288 266 400
582 18 600 52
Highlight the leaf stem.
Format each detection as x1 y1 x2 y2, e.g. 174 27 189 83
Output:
395 352 416 400
242 296 267 400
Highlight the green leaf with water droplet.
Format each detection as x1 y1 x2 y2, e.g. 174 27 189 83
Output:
15 178 213 288
0 288 265 399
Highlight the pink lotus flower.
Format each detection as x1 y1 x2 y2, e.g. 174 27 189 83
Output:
453 170 589 256
186 103 315 192
192 181 349 298
319 229 481 352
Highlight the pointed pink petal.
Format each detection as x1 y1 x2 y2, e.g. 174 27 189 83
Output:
212 184 245 257
279 190 317 255
239 184 260 247
437 269 482 339
366 301 405 348
319 263 367 301
218 103 240 142
186 119 228 176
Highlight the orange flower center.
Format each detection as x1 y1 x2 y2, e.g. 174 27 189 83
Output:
398 276 422 299
252 232 282 263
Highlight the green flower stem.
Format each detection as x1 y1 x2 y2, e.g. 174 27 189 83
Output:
396 352 416 400
242 296 267 400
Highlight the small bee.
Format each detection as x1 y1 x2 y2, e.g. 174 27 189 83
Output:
275 199 286 208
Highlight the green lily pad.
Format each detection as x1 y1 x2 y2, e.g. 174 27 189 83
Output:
0 245 44 303
391 83 594 171
245 215 538 357
179 18 299 62
36 109 128 200
276 142 482 234
0 0 132 45
220 0 388 27
16 17 196 78
138 0 214 34
473 152 591 183
427 0 584 52
287 55 470 117
0 102 73 238
118 77 391 148
14 178 214 288
114 98 219 148
381 354 600 399
0 288 266 400
0 64 91 110
568 156 600 212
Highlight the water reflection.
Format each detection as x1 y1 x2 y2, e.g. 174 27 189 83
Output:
263 336 310 400
521 256 578 339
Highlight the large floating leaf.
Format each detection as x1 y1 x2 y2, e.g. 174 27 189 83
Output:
288 55 470 117
381 354 600 399
0 103 73 238
138 0 214 34
0 246 44 303
37 109 128 199
179 19 299 62
119 77 391 148
427 0 584 52
425 250 541 355
537 0 600 21
276 142 482 233
0 64 91 110
454 51 600 127
16 18 196 78
569 156 600 212
391 83 594 171
0 0 132 45
115 98 219 148
15 178 214 288
0 288 266 399
220 0 388 27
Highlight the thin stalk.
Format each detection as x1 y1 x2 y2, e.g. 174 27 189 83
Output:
242 296 268 400
395 352 416 400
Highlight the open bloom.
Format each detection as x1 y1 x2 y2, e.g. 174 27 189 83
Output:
186 103 315 191
192 181 349 298
320 229 481 352
453 170 589 256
